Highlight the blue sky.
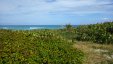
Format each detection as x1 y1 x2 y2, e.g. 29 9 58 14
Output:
0 0 113 25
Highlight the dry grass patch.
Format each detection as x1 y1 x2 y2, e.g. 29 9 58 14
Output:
73 41 113 64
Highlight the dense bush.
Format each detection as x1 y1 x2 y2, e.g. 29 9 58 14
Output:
75 22 113 44
0 29 84 64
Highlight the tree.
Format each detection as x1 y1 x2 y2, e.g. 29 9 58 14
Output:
65 24 73 32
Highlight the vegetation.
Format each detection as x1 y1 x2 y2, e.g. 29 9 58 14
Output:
75 22 113 44
0 29 84 64
0 21 113 64
60 22 113 63
73 41 113 64
65 24 74 32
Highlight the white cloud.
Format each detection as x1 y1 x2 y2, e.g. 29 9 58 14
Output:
0 0 113 15
103 18 109 19
0 2 16 12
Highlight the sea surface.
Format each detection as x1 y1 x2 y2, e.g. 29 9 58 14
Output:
0 25 69 30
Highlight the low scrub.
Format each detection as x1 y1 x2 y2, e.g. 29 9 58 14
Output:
75 22 113 44
0 29 84 64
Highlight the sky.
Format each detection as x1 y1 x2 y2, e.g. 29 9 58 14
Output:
0 0 113 25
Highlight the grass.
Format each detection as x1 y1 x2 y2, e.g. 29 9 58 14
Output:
73 41 113 64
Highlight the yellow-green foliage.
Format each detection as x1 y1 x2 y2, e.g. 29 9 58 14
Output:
0 29 84 64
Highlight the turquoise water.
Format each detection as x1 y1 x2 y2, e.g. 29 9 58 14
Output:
0 25 66 30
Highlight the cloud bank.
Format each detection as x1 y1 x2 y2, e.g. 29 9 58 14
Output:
0 0 113 14
0 0 113 25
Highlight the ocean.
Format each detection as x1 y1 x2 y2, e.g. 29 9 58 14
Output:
0 25 66 30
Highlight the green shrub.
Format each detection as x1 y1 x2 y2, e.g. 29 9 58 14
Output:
75 22 113 44
0 29 84 64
